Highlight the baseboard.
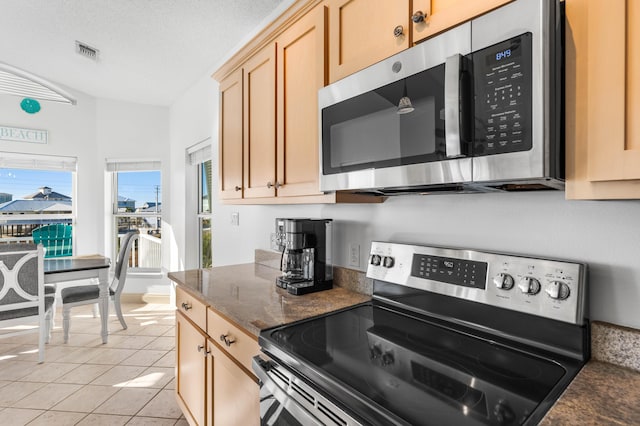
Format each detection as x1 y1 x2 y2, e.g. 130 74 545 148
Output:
120 293 171 304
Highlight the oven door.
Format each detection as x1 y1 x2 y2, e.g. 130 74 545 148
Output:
319 22 472 192
253 356 360 426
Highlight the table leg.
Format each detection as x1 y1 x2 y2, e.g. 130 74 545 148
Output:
98 269 110 344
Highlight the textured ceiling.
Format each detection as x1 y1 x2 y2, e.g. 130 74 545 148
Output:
0 0 289 106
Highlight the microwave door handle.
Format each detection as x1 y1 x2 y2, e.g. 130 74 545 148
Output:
444 54 463 158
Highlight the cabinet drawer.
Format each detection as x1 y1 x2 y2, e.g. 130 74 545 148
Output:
175 286 207 330
207 308 259 373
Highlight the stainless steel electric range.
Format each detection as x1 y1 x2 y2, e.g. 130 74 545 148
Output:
253 242 589 425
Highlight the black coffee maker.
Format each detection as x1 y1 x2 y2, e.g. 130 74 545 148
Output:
272 218 333 295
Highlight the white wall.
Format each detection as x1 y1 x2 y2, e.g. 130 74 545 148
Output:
168 76 217 272
0 89 172 295
94 97 172 294
0 89 99 254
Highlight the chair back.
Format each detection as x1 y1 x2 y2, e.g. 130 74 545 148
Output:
32 224 72 258
0 243 44 320
111 232 139 296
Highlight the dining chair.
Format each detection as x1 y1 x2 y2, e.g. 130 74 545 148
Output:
0 243 54 363
60 231 139 343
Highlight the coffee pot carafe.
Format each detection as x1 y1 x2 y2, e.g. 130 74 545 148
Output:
272 218 333 295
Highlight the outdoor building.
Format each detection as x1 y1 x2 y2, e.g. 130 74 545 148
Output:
23 186 71 201
117 195 136 212
0 187 72 237
0 193 11 203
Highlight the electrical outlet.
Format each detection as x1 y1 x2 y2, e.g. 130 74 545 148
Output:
348 243 360 267
231 212 239 226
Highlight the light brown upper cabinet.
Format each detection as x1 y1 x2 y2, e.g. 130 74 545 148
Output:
218 68 244 201
566 0 640 199
276 4 327 197
328 0 410 83
412 0 513 44
214 0 384 204
243 45 277 199
327 0 514 83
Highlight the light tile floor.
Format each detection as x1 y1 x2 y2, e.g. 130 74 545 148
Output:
0 302 187 426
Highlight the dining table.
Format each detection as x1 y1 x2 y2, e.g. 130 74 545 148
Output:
44 254 111 343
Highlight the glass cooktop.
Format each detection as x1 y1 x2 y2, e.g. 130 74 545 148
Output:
263 304 567 425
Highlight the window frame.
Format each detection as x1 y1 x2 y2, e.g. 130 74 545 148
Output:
0 152 76 249
108 162 162 274
197 159 212 268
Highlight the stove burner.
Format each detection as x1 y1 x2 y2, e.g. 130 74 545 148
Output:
412 361 486 411
476 346 542 381
406 328 462 353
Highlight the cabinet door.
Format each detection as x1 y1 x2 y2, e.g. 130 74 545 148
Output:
243 45 277 199
218 69 242 200
218 68 244 200
176 313 207 426
328 0 410 83
207 339 259 426
276 4 327 197
584 0 640 182
566 0 640 199
412 0 513 44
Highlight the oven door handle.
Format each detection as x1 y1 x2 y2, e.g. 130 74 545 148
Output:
252 356 324 426
444 53 464 158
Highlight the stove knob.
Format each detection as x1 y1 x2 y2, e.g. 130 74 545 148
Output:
382 256 395 268
493 400 515 424
369 344 382 360
371 255 382 266
546 281 571 300
381 351 395 366
518 276 541 295
493 273 515 290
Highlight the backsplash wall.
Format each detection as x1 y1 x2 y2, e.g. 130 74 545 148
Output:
211 190 640 330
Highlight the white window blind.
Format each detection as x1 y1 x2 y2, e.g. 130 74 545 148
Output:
0 151 77 171
106 159 161 172
187 138 212 166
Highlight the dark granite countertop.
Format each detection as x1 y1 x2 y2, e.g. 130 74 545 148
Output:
541 360 640 425
168 263 371 338
170 263 640 424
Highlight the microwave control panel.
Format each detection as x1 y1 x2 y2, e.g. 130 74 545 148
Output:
473 33 532 156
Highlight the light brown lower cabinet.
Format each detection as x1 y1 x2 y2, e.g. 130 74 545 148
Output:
176 312 207 426
175 307 260 426
207 339 260 426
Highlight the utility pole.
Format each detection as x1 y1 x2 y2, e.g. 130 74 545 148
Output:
154 185 160 230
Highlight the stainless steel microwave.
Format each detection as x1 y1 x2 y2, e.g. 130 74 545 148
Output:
319 0 563 195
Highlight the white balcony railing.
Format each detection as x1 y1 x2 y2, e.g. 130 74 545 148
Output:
121 233 161 270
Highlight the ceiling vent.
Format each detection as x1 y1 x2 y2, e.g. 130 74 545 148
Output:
75 41 99 61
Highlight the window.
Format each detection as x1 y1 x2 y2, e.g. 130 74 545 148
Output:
0 152 76 252
107 159 161 272
188 141 212 268
198 160 212 268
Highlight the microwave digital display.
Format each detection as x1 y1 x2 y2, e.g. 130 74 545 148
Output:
495 49 512 61
474 33 533 157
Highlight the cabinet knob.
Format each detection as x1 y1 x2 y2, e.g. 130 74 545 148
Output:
267 181 282 189
412 10 427 23
234 185 241 191
197 344 210 357
393 25 404 38
181 302 192 311
220 333 236 347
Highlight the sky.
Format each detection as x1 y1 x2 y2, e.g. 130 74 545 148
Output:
0 169 161 206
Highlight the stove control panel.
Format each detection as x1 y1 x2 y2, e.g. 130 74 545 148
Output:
366 241 587 325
